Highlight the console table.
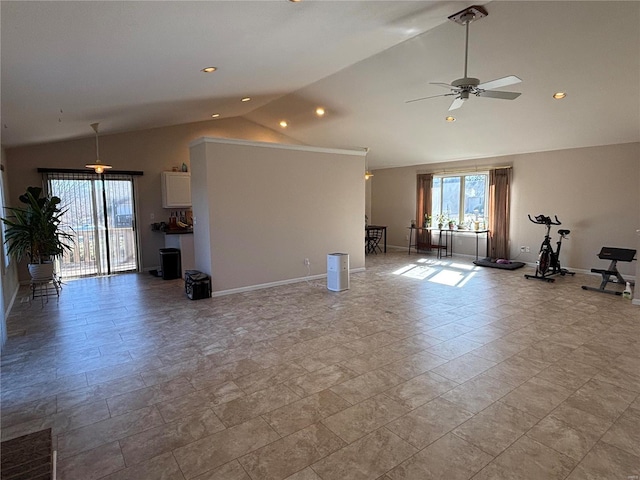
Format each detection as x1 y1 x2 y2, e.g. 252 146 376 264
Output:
408 227 489 260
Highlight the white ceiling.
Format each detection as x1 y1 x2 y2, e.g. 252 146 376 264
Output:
2 1 638 169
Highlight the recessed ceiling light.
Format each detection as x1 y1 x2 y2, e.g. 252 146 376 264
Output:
211 113 220 118
315 107 326 117
289 0 302 3
445 116 456 122
241 97 251 102
279 120 288 128
553 92 566 99
201 67 217 73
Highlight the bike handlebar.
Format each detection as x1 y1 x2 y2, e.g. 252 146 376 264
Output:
527 214 561 226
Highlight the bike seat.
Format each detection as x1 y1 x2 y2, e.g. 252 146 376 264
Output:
558 229 570 235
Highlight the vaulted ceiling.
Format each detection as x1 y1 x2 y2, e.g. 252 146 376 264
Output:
2 1 638 169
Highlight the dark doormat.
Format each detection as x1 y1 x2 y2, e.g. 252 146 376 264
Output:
1 428 53 480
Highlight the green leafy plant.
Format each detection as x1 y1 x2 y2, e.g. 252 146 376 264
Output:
435 213 448 226
1 186 74 264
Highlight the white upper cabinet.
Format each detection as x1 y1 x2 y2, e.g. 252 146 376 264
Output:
161 171 191 208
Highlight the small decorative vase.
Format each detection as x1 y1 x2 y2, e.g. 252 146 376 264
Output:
437 223 443 230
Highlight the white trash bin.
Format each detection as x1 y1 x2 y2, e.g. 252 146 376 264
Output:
327 253 349 292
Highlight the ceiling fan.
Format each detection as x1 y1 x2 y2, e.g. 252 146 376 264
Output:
406 5 521 111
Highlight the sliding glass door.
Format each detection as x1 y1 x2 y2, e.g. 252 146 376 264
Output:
46 172 139 278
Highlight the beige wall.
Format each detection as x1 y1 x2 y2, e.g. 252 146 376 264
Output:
371 142 639 276
3 117 299 281
365 177 372 224
1 147 20 349
191 138 366 294
635 154 640 305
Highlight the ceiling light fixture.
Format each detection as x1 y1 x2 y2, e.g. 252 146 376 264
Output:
211 113 220 118
315 107 325 117
85 123 112 174
241 97 251 102
201 67 217 73
279 120 288 128
445 116 456 122
553 92 566 99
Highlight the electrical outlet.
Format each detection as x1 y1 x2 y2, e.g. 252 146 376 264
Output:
526 246 530 253
304 258 310 266
520 246 526 252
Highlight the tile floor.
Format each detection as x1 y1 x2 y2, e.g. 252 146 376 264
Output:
1 252 639 480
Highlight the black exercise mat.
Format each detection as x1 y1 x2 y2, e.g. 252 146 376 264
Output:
473 257 526 270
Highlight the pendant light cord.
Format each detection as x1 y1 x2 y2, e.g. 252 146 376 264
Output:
90 123 100 162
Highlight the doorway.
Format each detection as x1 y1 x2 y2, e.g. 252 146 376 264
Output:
46 172 139 278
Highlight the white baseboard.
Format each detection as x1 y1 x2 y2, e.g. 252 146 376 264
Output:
212 268 366 297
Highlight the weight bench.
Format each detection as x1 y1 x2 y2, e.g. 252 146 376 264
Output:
581 247 636 295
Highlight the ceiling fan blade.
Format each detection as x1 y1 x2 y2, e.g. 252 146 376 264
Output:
429 82 455 89
406 92 456 104
477 90 521 100
449 97 465 111
477 75 522 91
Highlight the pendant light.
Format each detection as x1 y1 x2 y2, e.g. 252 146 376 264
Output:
364 147 373 180
85 123 112 174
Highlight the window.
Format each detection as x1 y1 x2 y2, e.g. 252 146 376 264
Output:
431 173 488 227
45 172 139 278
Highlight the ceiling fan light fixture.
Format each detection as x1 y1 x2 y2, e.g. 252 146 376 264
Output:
85 123 113 174
445 116 456 122
405 6 521 111
201 66 217 73
553 92 566 99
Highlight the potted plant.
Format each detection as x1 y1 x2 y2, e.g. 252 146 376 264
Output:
1 186 74 280
435 213 448 229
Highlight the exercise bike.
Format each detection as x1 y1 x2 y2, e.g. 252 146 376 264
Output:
524 214 575 282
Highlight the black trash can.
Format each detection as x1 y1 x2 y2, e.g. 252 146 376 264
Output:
159 248 181 280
